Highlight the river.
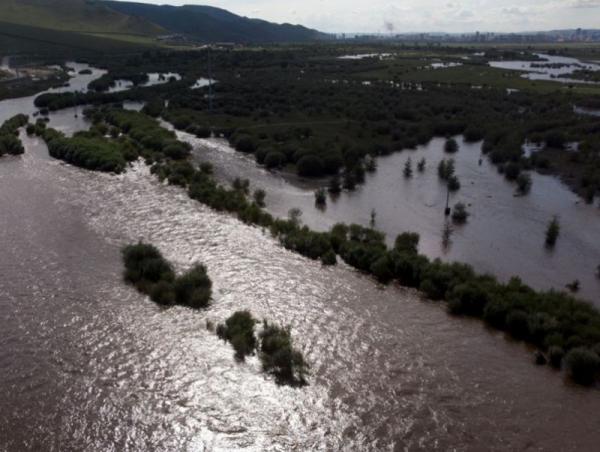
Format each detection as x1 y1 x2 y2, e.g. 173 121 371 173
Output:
166 129 600 304
489 53 600 84
0 64 599 451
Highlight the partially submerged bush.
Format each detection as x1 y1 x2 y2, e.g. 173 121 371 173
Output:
122 242 211 309
259 321 309 386
174 264 212 309
217 311 257 361
217 313 310 386
565 348 600 385
451 202 469 224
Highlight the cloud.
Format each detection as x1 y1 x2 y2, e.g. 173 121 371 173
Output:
569 0 600 7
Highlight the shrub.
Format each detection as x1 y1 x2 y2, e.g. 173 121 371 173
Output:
259 321 309 386
394 232 420 254
264 151 285 169
506 310 530 339
314 188 327 206
122 243 212 310
370 253 394 283
545 216 560 247
328 175 341 194
447 175 461 191
234 136 258 153
444 138 459 153
565 348 600 385
452 202 469 224
320 249 337 266
253 189 266 207
403 158 413 178
217 311 257 361
516 173 532 195
297 155 324 177
447 282 490 316
548 346 564 369
122 243 175 286
174 264 212 309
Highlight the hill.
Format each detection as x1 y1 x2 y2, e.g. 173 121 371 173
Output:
0 0 164 36
102 1 327 43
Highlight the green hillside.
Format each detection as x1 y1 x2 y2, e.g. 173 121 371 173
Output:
0 0 164 36
0 21 154 57
103 1 327 43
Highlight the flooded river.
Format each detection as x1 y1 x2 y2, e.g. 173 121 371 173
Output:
168 129 600 304
1 65 599 451
489 53 600 84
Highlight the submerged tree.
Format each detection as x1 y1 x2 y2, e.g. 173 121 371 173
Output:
404 157 413 178
444 138 459 153
259 321 309 386
447 175 461 192
516 173 532 195
253 189 266 207
438 158 455 180
288 207 303 226
217 311 257 361
328 174 342 194
417 157 426 172
545 216 560 247
314 188 327 207
364 155 377 172
452 202 469 224
370 209 377 228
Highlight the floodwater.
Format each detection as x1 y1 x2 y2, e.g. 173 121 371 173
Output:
1 63 600 451
108 72 182 93
489 53 600 84
169 129 600 304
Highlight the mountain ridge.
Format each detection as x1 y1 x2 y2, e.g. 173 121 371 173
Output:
102 1 327 43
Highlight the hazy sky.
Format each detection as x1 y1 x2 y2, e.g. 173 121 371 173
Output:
117 0 600 33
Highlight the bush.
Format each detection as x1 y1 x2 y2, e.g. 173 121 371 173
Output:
506 310 530 339
297 155 324 177
122 243 212 310
452 202 469 224
264 151 285 169
516 173 532 195
234 136 258 153
328 175 341 194
548 346 564 369
259 321 309 386
217 311 257 361
320 249 337 266
444 138 459 153
174 264 212 309
447 175 461 192
545 216 560 247
394 232 420 254
253 189 266 207
447 282 490 316
314 188 327 206
565 348 600 385
122 243 175 286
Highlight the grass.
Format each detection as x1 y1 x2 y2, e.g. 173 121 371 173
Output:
0 0 163 36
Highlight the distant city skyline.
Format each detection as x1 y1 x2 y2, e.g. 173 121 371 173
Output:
114 0 600 33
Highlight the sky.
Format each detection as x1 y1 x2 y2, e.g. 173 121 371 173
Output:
115 0 600 33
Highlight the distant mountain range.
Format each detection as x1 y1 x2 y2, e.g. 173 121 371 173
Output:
0 0 326 44
102 1 327 43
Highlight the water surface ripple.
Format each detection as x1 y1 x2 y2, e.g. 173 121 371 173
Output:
0 132 599 451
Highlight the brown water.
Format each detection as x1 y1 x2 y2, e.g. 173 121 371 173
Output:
1 66 600 451
167 128 600 304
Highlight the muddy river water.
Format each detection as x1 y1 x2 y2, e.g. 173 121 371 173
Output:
0 64 599 451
